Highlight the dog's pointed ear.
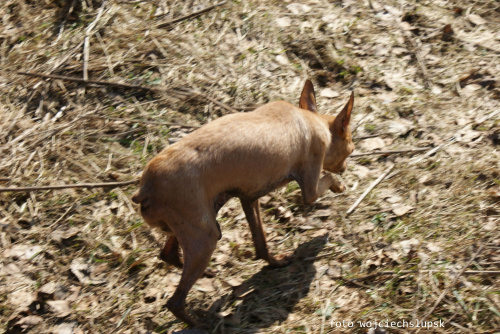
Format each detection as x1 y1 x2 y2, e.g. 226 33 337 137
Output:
299 80 317 113
333 91 354 134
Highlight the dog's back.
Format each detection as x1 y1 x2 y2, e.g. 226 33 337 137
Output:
133 101 330 205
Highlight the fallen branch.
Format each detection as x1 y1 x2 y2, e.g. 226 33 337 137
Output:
0 179 138 193
329 268 498 290
156 1 227 28
84 114 200 129
346 164 395 216
351 148 428 157
18 71 238 114
19 71 155 92
353 134 382 140
350 269 500 282
408 138 457 165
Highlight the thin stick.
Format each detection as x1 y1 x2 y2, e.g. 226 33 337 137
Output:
0 179 138 193
18 71 239 114
408 139 456 165
474 110 499 126
350 269 500 282
351 148 429 157
351 114 369 133
48 202 78 228
83 1 107 81
50 41 84 73
84 114 200 129
415 243 485 333
156 1 227 28
346 164 394 216
83 36 90 81
399 24 431 88
19 71 156 92
353 134 381 140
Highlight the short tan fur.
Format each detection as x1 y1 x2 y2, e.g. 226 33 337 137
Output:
132 80 355 326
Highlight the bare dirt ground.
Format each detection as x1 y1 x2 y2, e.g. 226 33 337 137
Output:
1 0 499 333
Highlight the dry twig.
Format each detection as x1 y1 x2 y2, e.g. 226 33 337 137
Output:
18 71 238 114
351 148 429 157
0 180 138 193
83 2 107 80
84 114 200 129
350 269 500 282
156 1 227 28
346 164 395 216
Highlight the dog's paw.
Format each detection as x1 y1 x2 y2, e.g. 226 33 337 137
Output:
330 182 345 193
267 252 294 268
203 267 218 278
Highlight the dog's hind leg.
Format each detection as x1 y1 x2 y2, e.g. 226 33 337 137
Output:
241 199 293 268
159 236 183 268
166 218 219 327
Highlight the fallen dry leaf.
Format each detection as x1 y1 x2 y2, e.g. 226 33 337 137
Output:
47 300 72 317
50 226 80 243
386 119 414 136
356 222 375 233
426 242 443 253
70 258 106 285
320 88 339 98
360 137 386 151
56 322 78 334
385 194 403 204
4 244 43 261
398 239 420 255
226 277 243 287
483 218 497 231
352 165 372 179
392 204 414 216
461 84 482 98
275 17 291 28
286 3 311 14
468 14 486 25
311 209 333 218
9 289 35 307
15 315 43 328
194 278 214 292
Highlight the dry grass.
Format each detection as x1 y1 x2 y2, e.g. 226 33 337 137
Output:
0 0 499 333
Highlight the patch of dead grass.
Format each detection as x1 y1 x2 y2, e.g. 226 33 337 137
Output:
1 0 499 333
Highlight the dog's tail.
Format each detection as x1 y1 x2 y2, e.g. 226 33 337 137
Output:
131 186 152 214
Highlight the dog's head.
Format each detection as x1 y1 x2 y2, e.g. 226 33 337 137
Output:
299 80 355 174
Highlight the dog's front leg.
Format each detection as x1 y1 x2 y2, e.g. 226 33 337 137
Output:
241 199 293 267
298 161 344 204
320 172 345 194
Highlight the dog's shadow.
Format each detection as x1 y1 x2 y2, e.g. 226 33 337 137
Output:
203 235 328 332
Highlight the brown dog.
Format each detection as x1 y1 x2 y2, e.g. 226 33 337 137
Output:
131 80 354 326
